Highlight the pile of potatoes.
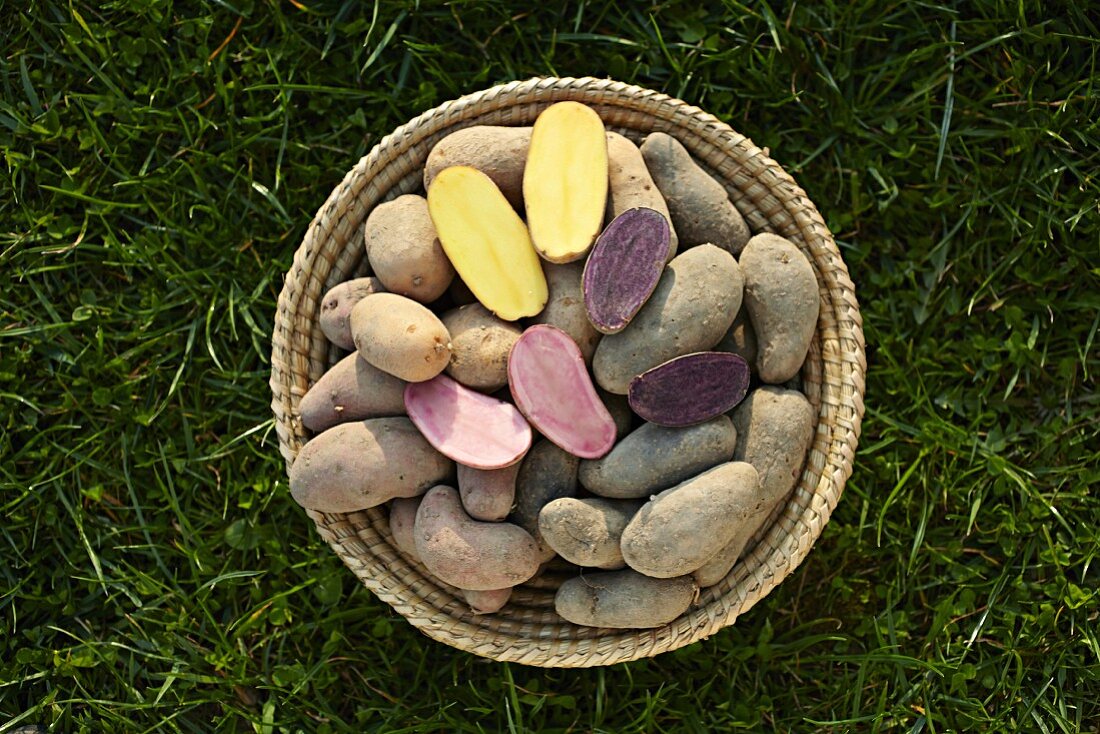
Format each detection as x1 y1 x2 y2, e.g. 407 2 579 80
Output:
290 102 820 628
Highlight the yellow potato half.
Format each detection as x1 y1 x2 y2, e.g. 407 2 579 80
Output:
523 101 609 263
427 166 548 321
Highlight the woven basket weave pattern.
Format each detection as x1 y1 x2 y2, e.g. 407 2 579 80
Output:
269 77 866 667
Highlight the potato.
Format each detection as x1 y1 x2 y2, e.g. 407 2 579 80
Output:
351 293 451 382
404 374 532 470
606 131 678 258
715 308 758 373
599 387 634 440
579 416 736 499
319 277 385 350
289 418 454 513
508 325 616 459
583 208 671 334
554 570 695 629
593 244 743 394
414 486 540 590
620 461 759 578
462 587 512 614
458 462 520 522
627 352 750 428
640 132 751 254
538 497 642 569
365 194 454 304
427 166 548 320
509 439 580 562
523 102 608 263
298 353 406 432
440 303 522 391
423 126 532 211
739 233 820 383
388 496 422 562
695 387 815 587
528 262 601 364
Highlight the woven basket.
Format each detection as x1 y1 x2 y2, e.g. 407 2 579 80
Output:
269 76 866 668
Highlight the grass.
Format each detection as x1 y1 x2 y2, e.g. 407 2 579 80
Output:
2 0 1098 731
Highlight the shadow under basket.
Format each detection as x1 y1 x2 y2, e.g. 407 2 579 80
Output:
269 76 867 668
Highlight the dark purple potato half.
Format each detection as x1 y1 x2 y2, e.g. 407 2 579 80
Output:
582 208 671 334
628 352 751 427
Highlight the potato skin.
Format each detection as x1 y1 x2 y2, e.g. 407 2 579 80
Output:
462 588 512 614
509 439 580 562
715 308 758 375
695 387 815 586
640 132 750 254
538 497 642 569
457 462 520 522
366 194 454 304
527 262 602 364
593 244 743 394
599 388 633 440
740 233 820 384
388 496 423 562
579 416 737 499
606 132 678 259
319 277 385 350
554 570 696 629
423 126 532 211
350 293 452 382
299 353 406 433
621 461 759 578
289 418 454 513
441 303 522 391
414 486 540 590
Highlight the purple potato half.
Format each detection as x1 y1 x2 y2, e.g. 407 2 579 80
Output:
628 352 750 427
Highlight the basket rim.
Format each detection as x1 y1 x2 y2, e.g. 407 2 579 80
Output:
269 76 867 668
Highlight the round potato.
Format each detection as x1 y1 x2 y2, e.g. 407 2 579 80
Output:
554 570 696 629
462 588 512 614
388 496 423 562
350 293 452 382
441 303 522 391
289 418 454 513
457 462 520 522
415 486 540 590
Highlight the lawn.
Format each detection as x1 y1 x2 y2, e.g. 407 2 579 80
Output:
2 1 1098 731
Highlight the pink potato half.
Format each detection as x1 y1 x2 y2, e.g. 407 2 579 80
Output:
582 207 671 334
628 352 751 427
404 374 532 470
508 325 616 459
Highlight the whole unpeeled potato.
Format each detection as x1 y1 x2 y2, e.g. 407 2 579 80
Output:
298 352 406 432
739 233 819 384
509 439 580 562
289 418 454 513
441 303 522 391
414 486 540 590
593 244 743 394
366 194 454 304
579 416 737 499
640 132 750 254
554 570 695 629
620 461 759 578
538 497 642 569
351 293 452 382
388 496 423 561
694 387 816 587
527 262 602 364
319 277 385 350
